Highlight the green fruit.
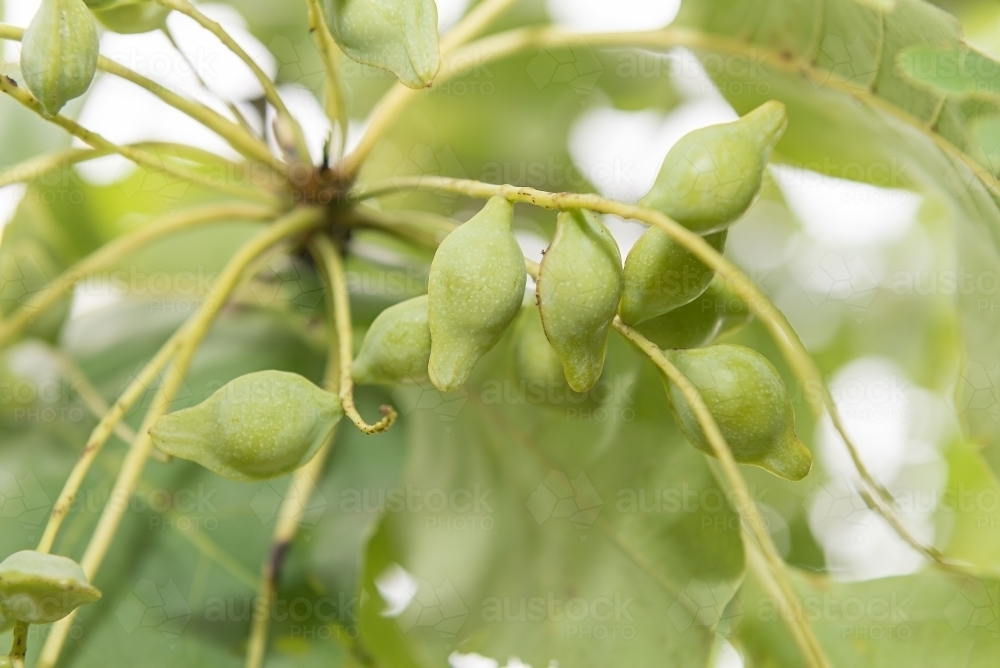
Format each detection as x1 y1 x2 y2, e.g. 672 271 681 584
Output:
634 279 750 350
619 227 727 325
91 1 170 33
353 295 431 386
150 370 343 482
21 0 100 116
428 197 526 392
537 209 623 393
322 0 440 88
663 344 812 481
641 101 787 233
0 551 101 624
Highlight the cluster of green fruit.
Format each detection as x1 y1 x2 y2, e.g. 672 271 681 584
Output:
349 101 811 481
141 106 811 483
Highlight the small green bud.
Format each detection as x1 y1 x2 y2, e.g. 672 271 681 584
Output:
0 551 101 624
537 209 623 393
22 0 100 116
428 197 527 392
353 295 431 386
150 370 343 482
90 1 170 33
634 279 750 350
641 101 787 233
619 227 727 325
663 344 812 481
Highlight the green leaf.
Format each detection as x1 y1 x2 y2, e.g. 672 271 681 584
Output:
897 45 1000 102
321 0 440 89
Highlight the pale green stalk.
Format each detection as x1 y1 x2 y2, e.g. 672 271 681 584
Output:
36 206 324 668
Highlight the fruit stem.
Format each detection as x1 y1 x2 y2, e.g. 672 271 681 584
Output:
0 76 281 205
154 0 312 164
0 202 282 349
8 620 27 668
35 206 326 668
614 320 831 668
305 0 349 159
310 234 398 435
0 22 282 172
355 174 970 575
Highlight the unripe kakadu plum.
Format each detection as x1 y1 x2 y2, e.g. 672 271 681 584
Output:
536 209 623 393
352 295 431 386
428 197 526 392
663 345 812 481
619 227 727 325
641 101 787 233
21 0 100 116
634 279 750 350
150 370 343 482
0 551 101 624
89 1 171 33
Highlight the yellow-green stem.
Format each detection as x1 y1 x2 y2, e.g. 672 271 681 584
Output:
245 408 339 666
311 235 397 434
36 206 325 668
0 78 280 204
8 619 27 668
0 24 278 170
306 0 348 157
613 321 830 668
154 0 312 163
0 202 281 349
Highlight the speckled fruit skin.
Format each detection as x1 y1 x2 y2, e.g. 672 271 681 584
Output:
0 551 101 624
21 0 100 116
619 227 727 326
353 295 431 386
149 370 343 482
663 344 812 481
428 197 526 392
634 279 750 350
640 101 787 234
537 209 623 393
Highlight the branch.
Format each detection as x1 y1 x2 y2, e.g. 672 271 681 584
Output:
0 202 282 348
0 23 279 170
154 0 313 163
613 320 831 668
310 234 397 434
0 77 280 204
36 206 325 668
